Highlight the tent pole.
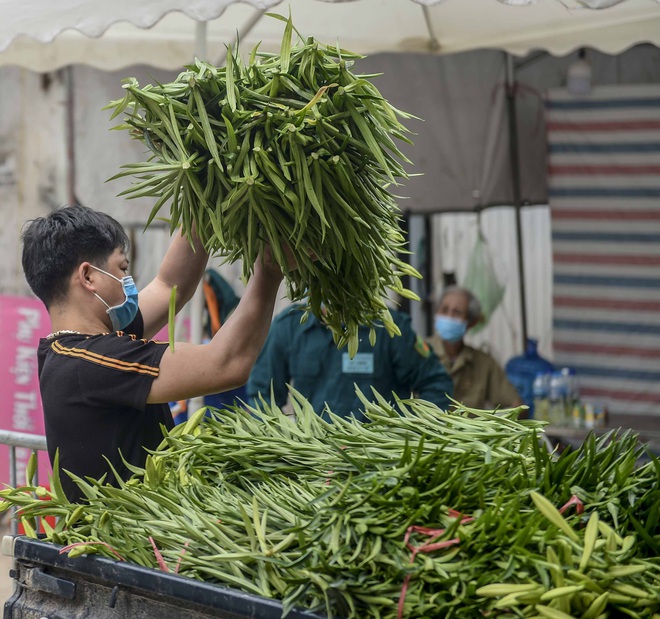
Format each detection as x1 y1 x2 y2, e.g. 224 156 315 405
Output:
65 66 76 205
421 6 440 52
195 21 208 60
399 211 411 315
189 20 210 415
424 213 434 336
505 53 528 351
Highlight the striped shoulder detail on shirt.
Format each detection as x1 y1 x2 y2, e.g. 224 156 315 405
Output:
115 331 149 344
50 340 160 377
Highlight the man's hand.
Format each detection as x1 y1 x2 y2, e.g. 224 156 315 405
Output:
256 242 300 277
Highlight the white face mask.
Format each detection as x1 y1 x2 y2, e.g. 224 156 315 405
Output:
90 265 139 331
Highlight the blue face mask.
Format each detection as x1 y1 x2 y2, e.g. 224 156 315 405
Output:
434 315 467 343
90 265 139 331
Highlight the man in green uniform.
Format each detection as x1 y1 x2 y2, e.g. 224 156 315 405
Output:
247 305 453 421
427 286 521 410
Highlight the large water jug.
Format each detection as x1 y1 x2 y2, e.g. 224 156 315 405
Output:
505 339 554 415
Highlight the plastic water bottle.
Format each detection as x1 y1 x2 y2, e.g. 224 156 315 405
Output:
584 402 596 429
532 372 550 422
560 367 581 427
548 371 568 425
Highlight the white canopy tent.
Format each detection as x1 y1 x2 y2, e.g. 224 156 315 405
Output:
2 0 660 71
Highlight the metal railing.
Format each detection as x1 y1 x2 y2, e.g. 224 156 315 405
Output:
0 430 48 536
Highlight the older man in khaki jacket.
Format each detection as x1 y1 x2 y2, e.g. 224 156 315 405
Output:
427 286 521 410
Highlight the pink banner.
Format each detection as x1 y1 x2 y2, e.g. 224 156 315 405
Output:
0 295 51 488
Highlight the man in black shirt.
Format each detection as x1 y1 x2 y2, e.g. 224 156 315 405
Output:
22 205 285 502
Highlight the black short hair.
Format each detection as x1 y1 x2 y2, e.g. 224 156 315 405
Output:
21 205 130 308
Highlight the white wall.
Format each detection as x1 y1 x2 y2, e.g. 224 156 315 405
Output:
0 68 69 297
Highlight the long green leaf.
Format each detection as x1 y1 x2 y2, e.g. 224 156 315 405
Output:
193 87 223 170
168 285 177 351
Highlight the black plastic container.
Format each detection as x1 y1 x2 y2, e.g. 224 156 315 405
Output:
4 536 327 619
